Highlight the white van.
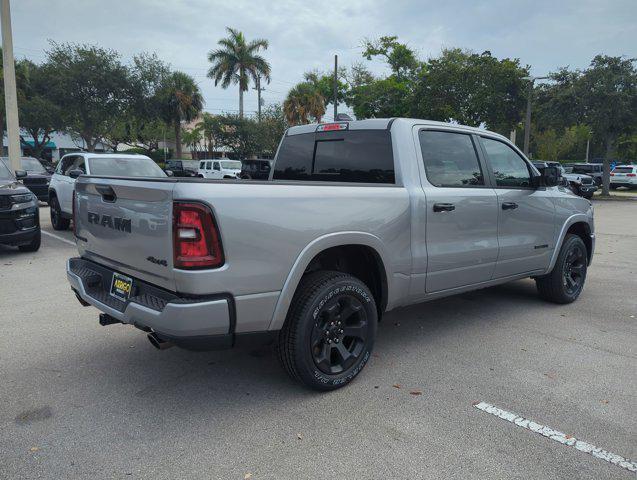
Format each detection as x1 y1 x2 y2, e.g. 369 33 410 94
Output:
197 159 242 179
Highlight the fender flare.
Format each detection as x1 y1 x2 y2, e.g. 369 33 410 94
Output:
267 231 391 331
545 213 593 274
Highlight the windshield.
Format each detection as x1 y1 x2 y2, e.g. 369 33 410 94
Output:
20 157 47 173
221 160 242 170
0 160 14 181
88 156 167 177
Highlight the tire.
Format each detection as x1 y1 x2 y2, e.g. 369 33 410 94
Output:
50 196 70 231
18 229 41 252
536 234 587 304
278 270 377 391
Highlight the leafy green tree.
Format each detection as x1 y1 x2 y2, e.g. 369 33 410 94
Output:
283 82 325 125
578 55 637 194
158 71 204 158
347 76 412 119
303 69 348 112
17 60 63 158
534 56 637 194
534 125 591 161
43 42 133 151
362 36 419 79
412 49 528 133
207 27 271 118
103 53 172 154
216 114 262 158
200 112 225 157
182 124 204 158
258 104 288 156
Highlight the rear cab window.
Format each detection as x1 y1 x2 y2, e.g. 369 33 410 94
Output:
273 128 395 184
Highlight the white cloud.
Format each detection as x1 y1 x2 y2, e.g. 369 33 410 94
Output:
10 0 637 117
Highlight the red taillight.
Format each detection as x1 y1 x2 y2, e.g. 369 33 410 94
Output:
610 172 614 176
627 173 636 177
173 202 224 269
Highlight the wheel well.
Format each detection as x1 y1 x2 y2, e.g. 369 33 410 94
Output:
566 222 592 263
303 245 388 318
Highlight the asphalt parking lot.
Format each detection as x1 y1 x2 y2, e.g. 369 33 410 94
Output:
1 201 635 479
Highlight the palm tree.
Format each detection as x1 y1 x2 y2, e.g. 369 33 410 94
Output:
207 27 271 118
283 82 326 125
160 71 203 158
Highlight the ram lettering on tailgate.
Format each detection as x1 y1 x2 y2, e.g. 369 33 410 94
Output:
87 212 132 233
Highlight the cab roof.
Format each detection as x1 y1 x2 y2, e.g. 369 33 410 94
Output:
286 118 508 141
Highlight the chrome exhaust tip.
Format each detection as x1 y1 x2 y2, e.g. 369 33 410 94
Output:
147 332 174 350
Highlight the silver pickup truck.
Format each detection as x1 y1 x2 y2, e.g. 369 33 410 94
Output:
67 118 595 390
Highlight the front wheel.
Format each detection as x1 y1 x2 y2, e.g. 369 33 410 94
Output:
536 234 587 304
278 271 377 391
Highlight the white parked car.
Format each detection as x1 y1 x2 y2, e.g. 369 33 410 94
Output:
610 165 637 189
48 153 166 230
197 159 242 179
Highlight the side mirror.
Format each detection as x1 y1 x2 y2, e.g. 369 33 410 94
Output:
165 170 174 177
541 166 561 187
69 169 84 179
15 170 27 179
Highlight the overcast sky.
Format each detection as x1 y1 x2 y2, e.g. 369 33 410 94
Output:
9 0 637 120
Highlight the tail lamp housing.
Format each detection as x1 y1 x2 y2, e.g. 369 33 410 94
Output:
173 202 224 269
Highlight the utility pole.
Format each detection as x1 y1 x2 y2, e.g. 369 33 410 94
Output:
522 75 549 157
333 55 338 120
253 75 264 122
1 0 21 172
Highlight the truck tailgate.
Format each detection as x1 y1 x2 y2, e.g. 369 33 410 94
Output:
75 177 176 291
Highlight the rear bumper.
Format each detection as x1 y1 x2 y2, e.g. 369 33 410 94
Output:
67 257 238 349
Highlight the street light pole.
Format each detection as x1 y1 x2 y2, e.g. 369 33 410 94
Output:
1 0 21 172
333 55 338 120
522 75 549 157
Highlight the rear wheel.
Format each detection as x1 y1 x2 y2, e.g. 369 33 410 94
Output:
278 271 377 390
50 196 70 231
536 234 587 304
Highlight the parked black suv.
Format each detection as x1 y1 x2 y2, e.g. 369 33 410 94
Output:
0 161 41 252
164 159 198 177
240 159 272 180
1 156 51 203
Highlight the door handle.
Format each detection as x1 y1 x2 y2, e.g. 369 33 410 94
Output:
433 203 455 212
502 202 518 210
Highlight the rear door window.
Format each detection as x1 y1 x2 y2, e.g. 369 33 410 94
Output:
419 130 484 187
273 130 395 183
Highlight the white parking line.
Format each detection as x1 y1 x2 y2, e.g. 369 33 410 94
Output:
41 230 76 247
474 401 637 473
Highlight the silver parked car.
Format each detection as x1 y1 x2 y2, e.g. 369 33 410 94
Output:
66 118 595 390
